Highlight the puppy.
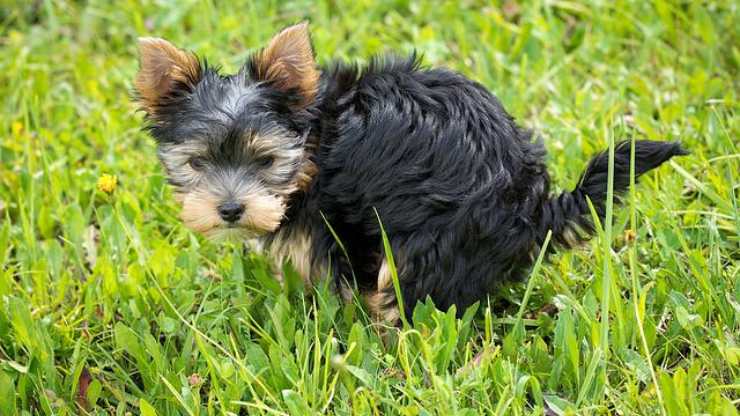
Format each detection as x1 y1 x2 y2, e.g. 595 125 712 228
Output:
134 22 686 323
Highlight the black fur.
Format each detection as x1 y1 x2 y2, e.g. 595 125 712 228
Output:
143 49 686 319
305 55 685 318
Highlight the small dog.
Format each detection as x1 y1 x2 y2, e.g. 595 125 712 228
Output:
134 22 686 323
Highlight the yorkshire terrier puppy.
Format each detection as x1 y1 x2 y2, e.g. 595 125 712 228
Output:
134 22 686 323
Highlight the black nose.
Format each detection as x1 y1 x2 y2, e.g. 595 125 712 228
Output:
217 202 245 223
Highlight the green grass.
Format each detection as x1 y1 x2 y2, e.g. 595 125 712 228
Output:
0 1 738 414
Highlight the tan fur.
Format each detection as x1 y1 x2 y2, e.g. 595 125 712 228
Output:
365 291 400 324
294 137 320 193
253 22 319 106
179 178 284 238
236 189 285 233
135 37 201 113
180 189 223 236
295 157 318 192
248 132 291 155
266 228 324 287
365 260 401 324
377 260 393 290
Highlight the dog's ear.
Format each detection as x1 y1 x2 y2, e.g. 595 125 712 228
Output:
251 22 319 107
135 37 202 114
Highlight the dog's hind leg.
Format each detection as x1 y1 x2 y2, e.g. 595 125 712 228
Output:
364 260 401 326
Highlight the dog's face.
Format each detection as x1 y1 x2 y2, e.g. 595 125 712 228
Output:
134 23 318 239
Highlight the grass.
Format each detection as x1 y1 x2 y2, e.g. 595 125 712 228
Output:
0 0 738 414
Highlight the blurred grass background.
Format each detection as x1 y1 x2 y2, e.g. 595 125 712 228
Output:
0 0 738 414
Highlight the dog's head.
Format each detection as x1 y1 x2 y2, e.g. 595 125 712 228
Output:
134 23 318 239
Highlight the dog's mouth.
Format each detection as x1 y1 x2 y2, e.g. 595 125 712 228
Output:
211 217 282 239
181 214 280 241
178 189 285 239
204 224 260 241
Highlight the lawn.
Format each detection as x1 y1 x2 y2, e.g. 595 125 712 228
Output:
0 1 738 414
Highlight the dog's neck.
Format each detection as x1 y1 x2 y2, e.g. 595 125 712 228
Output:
266 65 357 240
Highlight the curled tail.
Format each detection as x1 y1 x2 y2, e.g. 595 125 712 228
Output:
539 140 688 248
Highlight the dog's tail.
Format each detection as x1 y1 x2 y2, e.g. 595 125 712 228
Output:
538 140 687 249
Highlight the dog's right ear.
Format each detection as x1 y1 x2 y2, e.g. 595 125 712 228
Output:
135 37 202 114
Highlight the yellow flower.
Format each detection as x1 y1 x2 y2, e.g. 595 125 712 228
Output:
97 174 117 194
11 121 23 136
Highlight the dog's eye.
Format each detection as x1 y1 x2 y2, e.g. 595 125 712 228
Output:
188 157 206 170
256 156 274 169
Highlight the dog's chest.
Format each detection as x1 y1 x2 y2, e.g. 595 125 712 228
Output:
262 228 315 286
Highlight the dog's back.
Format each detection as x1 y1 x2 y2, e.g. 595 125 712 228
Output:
313 55 559 316
311 54 685 319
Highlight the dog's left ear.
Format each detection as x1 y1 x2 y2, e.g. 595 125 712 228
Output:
251 22 319 107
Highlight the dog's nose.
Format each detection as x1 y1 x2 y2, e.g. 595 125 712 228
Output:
217 202 245 223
